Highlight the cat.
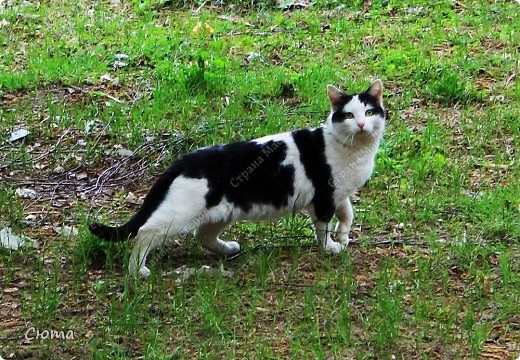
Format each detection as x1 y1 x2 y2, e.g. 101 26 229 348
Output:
89 80 385 278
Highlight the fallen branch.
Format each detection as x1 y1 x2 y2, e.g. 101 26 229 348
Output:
224 237 428 262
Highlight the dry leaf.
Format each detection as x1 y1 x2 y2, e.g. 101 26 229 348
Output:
355 274 368 282
124 192 142 204
192 22 214 35
204 23 214 34
192 22 202 35
483 277 491 295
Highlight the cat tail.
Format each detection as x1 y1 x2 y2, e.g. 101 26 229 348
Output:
88 218 141 242
89 164 183 242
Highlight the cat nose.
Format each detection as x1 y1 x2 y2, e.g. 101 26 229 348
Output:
357 122 365 130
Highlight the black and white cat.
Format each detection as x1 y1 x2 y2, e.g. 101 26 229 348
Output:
89 80 385 278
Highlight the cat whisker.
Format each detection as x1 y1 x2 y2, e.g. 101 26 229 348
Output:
347 134 354 147
341 132 353 147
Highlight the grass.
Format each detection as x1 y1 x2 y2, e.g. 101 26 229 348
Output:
1 0 519 358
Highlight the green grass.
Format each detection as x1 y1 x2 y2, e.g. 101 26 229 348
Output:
1 0 519 358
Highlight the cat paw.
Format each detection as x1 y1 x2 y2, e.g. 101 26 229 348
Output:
221 241 240 256
139 266 151 279
205 240 241 256
324 241 346 254
129 261 150 279
337 235 350 246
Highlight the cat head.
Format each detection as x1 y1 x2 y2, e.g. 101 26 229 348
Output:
326 80 385 144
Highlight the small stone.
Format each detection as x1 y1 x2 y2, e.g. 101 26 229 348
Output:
25 214 37 222
112 60 128 68
53 165 65 174
0 228 34 250
116 148 133 157
100 73 113 82
114 53 129 60
53 226 79 237
15 188 37 199
8 129 30 142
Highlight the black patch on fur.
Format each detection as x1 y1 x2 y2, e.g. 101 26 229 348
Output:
331 92 386 123
331 94 353 123
180 140 295 211
358 93 385 118
139 140 296 220
292 128 336 222
90 139 296 240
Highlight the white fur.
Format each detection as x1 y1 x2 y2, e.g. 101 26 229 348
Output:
129 176 209 276
129 87 384 278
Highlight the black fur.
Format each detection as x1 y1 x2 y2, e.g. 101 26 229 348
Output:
358 92 385 117
179 140 295 211
331 94 353 123
291 128 335 222
89 139 295 241
331 90 384 122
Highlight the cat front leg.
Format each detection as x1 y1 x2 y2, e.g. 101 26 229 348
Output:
196 221 240 256
334 197 354 246
314 220 346 253
309 203 346 254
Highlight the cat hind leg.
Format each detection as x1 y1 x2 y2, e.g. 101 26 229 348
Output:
129 228 168 278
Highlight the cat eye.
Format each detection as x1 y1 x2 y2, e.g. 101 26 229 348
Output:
365 109 374 116
344 112 354 119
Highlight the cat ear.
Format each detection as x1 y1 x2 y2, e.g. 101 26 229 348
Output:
366 79 383 106
327 85 345 110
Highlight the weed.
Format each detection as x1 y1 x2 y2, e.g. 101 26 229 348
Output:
428 71 481 104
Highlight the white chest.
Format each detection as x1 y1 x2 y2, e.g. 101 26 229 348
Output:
325 134 380 199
